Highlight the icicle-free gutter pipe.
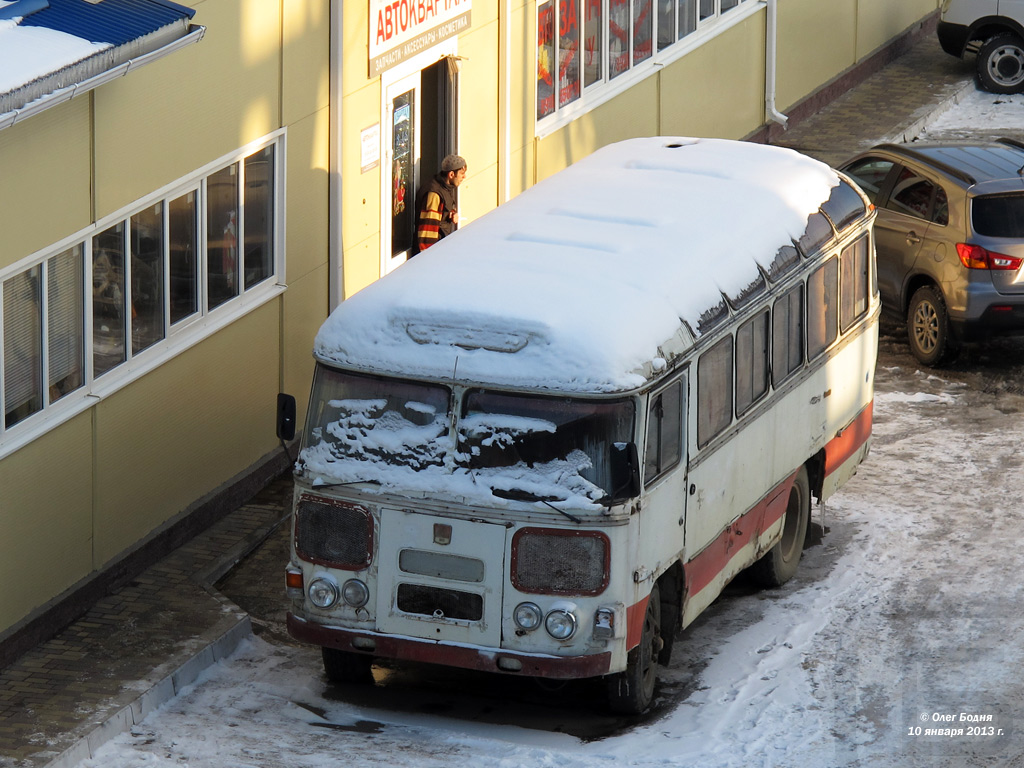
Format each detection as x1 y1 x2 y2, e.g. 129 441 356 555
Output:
764 0 788 128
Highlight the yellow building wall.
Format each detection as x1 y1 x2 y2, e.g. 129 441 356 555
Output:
91 302 281 566
857 0 941 60
0 99 91 264
282 0 331 126
283 264 329 427
660 15 766 141
775 0 857 114
286 108 331 283
0 414 93 632
458 3 501 219
94 0 283 216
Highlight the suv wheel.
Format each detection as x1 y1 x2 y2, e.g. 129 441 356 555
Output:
977 33 1024 94
907 286 958 366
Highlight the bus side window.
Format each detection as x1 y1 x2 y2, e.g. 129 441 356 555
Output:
697 336 733 449
840 235 870 332
772 284 804 386
644 379 683 485
807 258 839 359
736 310 769 415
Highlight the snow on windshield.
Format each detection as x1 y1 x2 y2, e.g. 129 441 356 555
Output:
296 369 616 510
316 137 839 394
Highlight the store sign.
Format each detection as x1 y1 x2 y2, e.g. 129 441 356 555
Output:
369 0 471 76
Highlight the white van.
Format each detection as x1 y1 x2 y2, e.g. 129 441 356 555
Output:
938 0 1024 93
279 137 879 713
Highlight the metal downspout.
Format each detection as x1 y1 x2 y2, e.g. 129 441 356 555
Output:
501 0 511 203
329 0 345 310
765 0 789 128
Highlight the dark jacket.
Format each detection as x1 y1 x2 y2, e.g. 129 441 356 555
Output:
414 173 458 252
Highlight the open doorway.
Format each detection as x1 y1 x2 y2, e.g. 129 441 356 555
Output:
382 56 459 275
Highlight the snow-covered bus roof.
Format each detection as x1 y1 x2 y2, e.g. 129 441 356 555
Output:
315 137 844 394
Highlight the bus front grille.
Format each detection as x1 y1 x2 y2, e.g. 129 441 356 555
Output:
396 583 483 621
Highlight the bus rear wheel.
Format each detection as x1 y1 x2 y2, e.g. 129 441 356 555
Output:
749 466 809 588
606 582 662 714
322 647 374 684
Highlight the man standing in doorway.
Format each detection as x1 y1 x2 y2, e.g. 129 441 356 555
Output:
414 154 467 253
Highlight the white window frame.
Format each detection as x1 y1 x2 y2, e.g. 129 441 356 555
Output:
0 130 287 458
536 0 759 138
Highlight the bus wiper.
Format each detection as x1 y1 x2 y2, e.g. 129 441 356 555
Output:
491 487 582 524
309 478 382 489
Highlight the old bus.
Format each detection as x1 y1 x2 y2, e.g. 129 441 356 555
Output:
281 137 878 713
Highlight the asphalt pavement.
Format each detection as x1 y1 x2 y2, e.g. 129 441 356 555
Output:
0 29 977 768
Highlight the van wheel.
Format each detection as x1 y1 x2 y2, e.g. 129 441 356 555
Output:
977 34 1024 94
907 286 957 366
322 647 374 684
749 466 809 588
606 583 662 714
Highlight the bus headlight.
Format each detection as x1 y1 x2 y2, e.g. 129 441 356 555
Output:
513 602 542 631
342 579 369 608
545 609 577 640
308 577 339 609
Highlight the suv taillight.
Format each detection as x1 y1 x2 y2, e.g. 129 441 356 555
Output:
956 243 1024 271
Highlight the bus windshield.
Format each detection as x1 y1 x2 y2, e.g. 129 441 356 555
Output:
297 366 635 508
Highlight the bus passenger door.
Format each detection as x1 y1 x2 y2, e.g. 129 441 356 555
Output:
638 374 688 580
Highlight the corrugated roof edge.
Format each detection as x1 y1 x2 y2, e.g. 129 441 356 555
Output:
148 0 196 18
0 22 204 131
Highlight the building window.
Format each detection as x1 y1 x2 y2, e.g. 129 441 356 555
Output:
3 266 42 428
207 163 240 310
47 247 85 405
0 135 283 446
131 204 165 355
92 222 127 377
169 190 199 325
539 0 753 123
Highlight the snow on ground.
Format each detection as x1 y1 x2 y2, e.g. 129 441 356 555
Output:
916 87 1024 140
77 369 1024 768
75 89 1024 768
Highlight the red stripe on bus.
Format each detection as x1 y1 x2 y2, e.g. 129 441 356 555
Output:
682 472 795 599
625 594 651 649
824 401 873 476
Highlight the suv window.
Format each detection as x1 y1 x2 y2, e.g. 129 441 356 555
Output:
843 157 896 203
973 193 1024 236
887 167 938 220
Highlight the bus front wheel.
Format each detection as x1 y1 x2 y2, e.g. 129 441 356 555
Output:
749 466 810 588
606 582 662 714
322 647 374 684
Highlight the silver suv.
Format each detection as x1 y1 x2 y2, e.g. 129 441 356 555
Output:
840 140 1024 365
938 0 1024 92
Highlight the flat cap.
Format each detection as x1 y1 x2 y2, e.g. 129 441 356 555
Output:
440 154 467 172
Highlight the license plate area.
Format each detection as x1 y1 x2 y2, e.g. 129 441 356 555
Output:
376 509 505 644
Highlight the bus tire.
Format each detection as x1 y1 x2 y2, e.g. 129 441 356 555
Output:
606 582 662 714
749 466 810 588
322 647 374 684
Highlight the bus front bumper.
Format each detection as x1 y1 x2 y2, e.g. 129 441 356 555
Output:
287 612 613 679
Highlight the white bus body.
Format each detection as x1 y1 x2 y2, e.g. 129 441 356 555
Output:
283 137 878 713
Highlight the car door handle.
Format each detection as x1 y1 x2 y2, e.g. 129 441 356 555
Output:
906 232 922 244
